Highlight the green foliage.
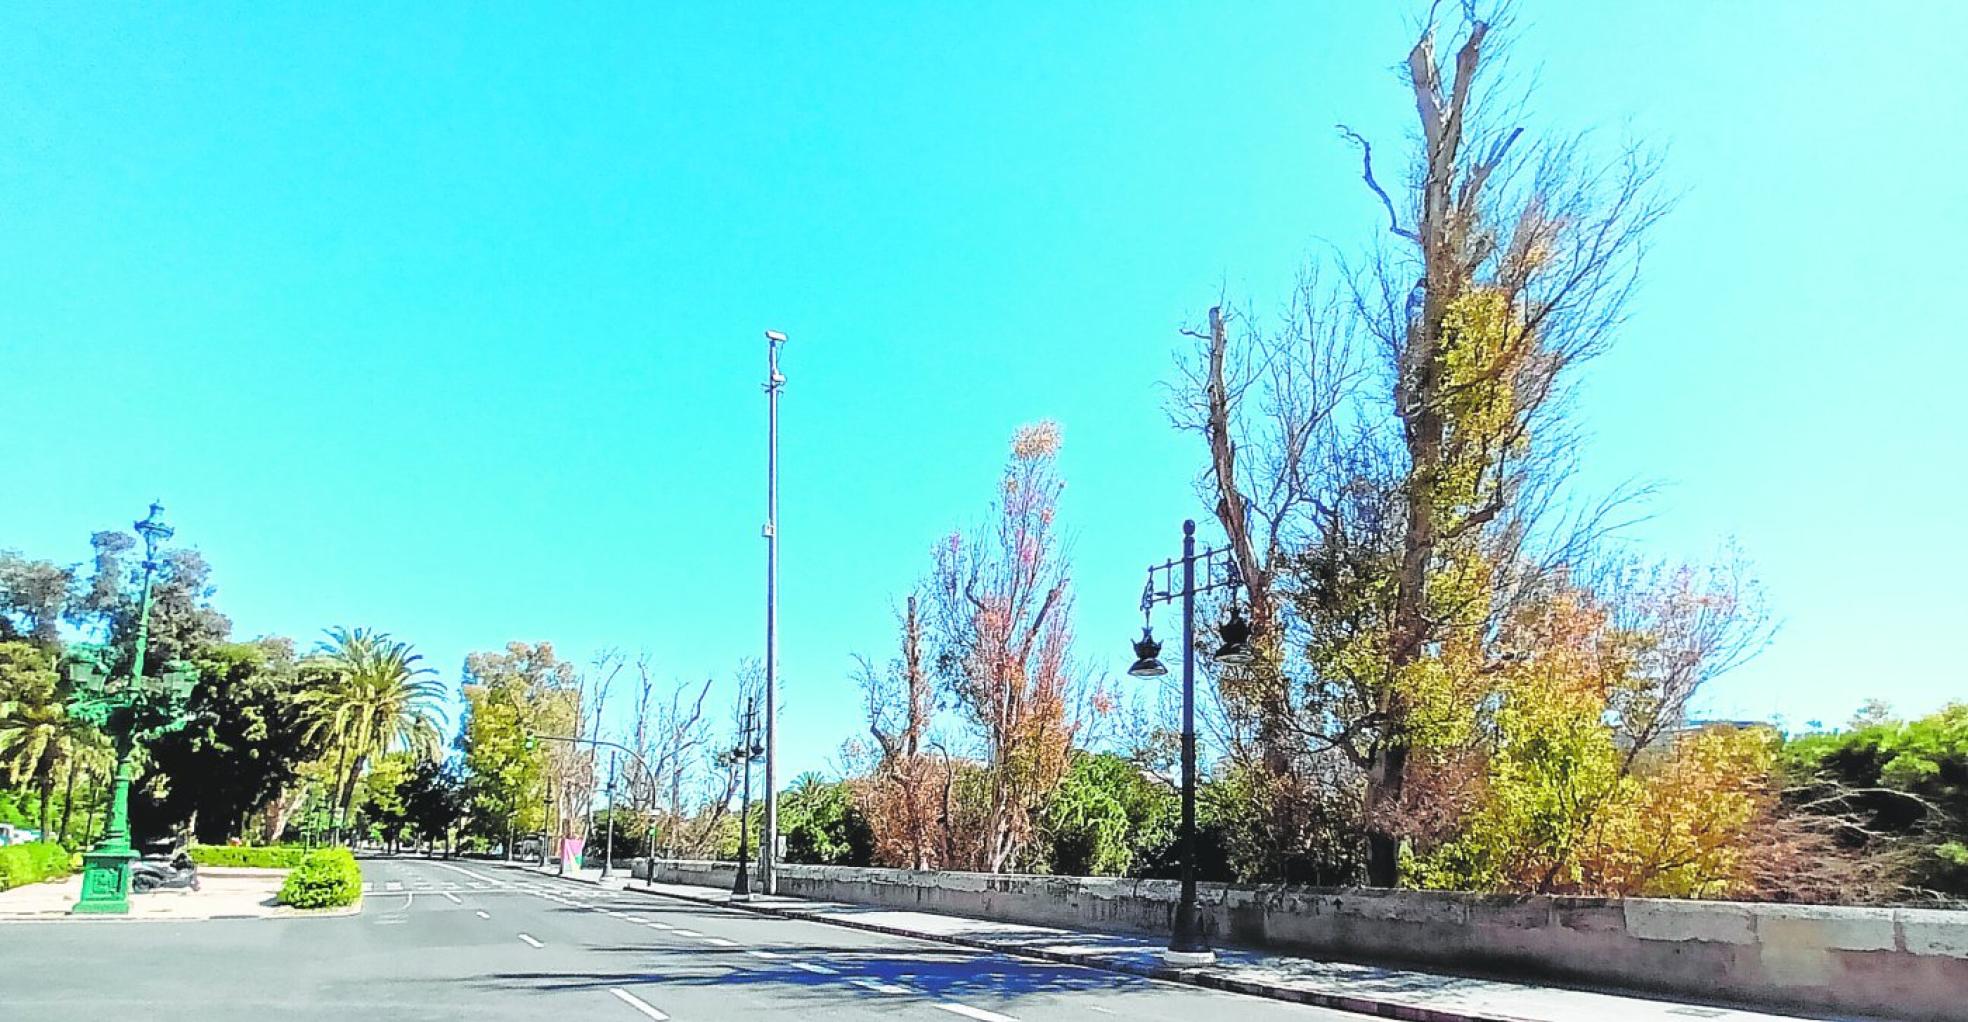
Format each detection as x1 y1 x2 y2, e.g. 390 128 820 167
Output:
780 775 874 866
0 841 75 890
403 758 469 845
188 844 309 868
1784 704 1968 895
137 638 317 843
277 847 362 908
456 645 575 841
1038 752 1174 877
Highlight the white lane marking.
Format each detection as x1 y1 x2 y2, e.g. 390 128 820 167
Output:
621 915 648 923
385 880 403 892
852 979 910 995
518 933 544 948
671 928 702 937
933 1005 1018 1022
790 962 838 975
1087 1009 1116 1016
361 882 375 893
431 863 509 888
442 891 462 904
747 950 782 960
704 937 739 947
646 922 673 931
475 910 491 919
608 987 669 1021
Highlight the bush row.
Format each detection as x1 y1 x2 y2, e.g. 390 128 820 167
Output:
0 841 75 891
188 844 310 869
277 847 362 909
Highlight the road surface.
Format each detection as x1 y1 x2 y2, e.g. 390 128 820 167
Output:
0 855 1364 1021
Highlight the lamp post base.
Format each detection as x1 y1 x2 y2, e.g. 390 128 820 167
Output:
1161 948 1216 967
72 849 138 915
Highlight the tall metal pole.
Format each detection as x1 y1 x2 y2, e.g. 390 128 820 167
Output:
762 329 785 895
1167 518 1213 964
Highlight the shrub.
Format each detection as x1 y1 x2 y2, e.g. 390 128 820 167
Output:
0 841 75 891
276 847 362 909
189 844 309 869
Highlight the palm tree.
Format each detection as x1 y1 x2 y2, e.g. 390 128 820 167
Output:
0 642 101 840
300 627 447 839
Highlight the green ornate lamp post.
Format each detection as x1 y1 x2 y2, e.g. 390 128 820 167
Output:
65 502 199 915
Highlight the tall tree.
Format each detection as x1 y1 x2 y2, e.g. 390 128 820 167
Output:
0 552 76 647
858 593 947 868
1181 4 1665 885
926 422 1080 872
301 627 446 834
0 641 96 837
456 642 578 853
134 638 319 842
71 531 230 672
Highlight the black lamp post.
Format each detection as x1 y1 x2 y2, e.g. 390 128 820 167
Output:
727 698 765 899
1130 518 1254 966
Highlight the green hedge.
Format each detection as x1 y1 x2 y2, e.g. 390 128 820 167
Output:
189 844 309 869
0 842 75 891
277 847 362 909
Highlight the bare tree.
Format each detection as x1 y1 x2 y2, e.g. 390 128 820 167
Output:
925 422 1081 872
1178 3 1667 885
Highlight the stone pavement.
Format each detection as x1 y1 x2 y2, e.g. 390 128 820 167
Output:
499 861 1862 1022
0 867 353 921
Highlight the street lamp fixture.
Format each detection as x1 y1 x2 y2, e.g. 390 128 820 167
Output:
1128 519 1257 966
1127 627 1168 679
1213 606 1256 667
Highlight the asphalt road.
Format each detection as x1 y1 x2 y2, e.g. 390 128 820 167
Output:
0 856 1364 1021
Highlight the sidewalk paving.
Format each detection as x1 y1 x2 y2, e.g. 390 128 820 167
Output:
498 861 1851 1022
0 867 353 922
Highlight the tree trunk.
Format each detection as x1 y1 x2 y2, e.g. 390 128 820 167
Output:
57 757 80 845
34 744 58 838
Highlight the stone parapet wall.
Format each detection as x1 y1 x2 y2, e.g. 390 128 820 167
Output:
636 858 1968 1021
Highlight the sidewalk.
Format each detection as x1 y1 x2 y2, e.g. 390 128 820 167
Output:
0 867 353 922
496 861 1841 1022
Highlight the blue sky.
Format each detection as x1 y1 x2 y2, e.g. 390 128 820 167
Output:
4 3 1963 779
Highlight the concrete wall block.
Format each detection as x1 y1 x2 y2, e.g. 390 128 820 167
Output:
1753 904 1896 954
1335 891 1470 925
1898 909 1968 959
1466 896 1553 931
1623 899 1756 945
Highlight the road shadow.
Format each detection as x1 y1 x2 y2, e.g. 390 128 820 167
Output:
472 940 1149 1007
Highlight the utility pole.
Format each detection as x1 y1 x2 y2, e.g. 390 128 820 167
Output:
762 328 787 894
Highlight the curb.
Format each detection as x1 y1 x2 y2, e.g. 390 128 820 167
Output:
499 864 1519 1022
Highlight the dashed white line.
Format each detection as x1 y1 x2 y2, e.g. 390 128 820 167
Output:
621 915 648 923
475 910 491 919
646 922 674 931
384 880 404 892
517 933 544 948
671 928 702 937
933 1005 1018 1022
790 962 838 975
608 987 670 1020
704 937 739 947
851 979 910 995
747 950 783 960
442 891 462 904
